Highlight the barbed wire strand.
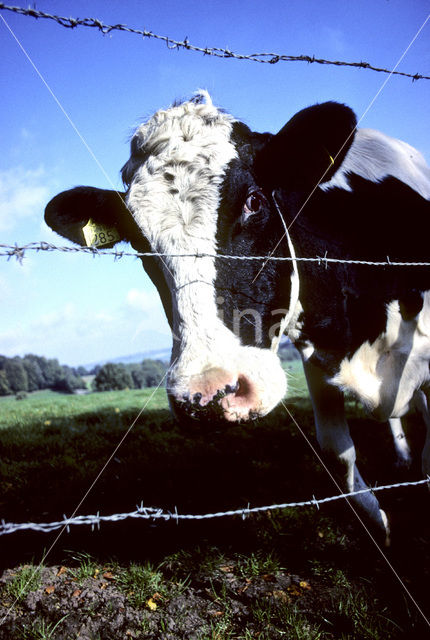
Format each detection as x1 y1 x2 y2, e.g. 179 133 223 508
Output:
2 242 430 268
0 3 428 81
0 478 427 536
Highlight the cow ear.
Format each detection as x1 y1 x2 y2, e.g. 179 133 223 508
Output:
45 186 129 248
255 102 357 190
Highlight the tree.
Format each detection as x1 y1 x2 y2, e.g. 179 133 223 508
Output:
91 364 102 376
140 359 167 387
41 358 64 388
0 370 11 396
22 354 63 389
278 341 300 362
4 358 28 393
22 357 44 391
52 373 85 394
93 363 133 392
130 366 147 390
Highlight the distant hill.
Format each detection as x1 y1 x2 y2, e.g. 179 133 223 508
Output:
83 347 171 370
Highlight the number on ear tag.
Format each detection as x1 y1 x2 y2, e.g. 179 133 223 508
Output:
82 219 120 247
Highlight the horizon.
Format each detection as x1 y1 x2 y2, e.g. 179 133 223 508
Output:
0 344 172 370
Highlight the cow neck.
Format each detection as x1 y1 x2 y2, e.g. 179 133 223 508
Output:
270 191 300 354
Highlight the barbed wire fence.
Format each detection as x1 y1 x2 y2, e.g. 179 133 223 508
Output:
0 3 429 81
1 238 429 537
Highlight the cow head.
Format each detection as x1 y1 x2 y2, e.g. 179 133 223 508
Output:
45 93 356 422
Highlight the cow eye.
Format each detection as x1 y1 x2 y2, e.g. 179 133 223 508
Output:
243 192 264 217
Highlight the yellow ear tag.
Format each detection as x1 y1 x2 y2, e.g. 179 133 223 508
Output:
82 219 120 247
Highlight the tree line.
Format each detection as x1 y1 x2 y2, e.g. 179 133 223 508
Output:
278 341 301 362
0 354 86 396
92 360 167 392
0 354 168 396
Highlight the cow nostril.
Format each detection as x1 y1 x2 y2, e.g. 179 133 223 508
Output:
219 374 258 422
225 382 239 395
235 375 251 398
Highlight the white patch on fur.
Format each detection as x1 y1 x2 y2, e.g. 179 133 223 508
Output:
123 93 287 418
332 293 430 420
270 192 300 353
321 128 430 199
388 417 412 465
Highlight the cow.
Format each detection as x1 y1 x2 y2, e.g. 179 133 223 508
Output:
44 92 430 540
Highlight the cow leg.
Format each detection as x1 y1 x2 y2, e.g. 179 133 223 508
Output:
413 389 430 480
388 418 412 469
302 357 389 540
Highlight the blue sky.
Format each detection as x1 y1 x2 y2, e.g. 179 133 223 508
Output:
1 0 429 366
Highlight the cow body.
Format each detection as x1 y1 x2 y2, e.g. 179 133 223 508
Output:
45 93 430 538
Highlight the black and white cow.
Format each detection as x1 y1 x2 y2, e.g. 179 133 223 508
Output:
45 92 430 538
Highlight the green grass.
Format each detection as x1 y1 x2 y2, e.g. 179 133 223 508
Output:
115 561 171 608
283 359 309 399
0 386 169 430
3 563 43 604
235 550 282 578
19 614 70 640
68 551 100 585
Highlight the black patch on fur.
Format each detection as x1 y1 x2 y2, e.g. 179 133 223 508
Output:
215 152 293 349
399 291 424 321
255 101 357 191
44 186 139 247
214 105 430 373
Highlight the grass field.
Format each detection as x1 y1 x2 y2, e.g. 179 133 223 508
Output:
0 363 429 638
0 387 169 430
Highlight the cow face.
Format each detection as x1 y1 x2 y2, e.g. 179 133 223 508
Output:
45 93 356 422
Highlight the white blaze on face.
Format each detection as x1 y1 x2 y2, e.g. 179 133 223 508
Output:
123 93 287 419
332 293 430 420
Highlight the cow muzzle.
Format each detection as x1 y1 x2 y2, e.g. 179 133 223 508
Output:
167 347 287 423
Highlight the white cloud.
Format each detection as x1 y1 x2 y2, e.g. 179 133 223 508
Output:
125 287 171 345
38 303 76 329
322 27 347 55
0 166 49 232
20 128 33 141
0 275 10 302
0 295 171 365
126 287 161 311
